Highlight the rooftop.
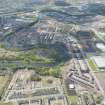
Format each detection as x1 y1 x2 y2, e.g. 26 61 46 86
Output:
93 56 105 68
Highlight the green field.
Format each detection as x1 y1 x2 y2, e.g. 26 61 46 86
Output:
88 58 97 71
53 102 63 105
67 95 80 105
53 103 63 105
0 75 10 97
0 102 13 105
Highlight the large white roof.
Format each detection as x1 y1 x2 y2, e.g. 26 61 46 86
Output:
93 56 105 68
69 84 75 89
96 43 105 52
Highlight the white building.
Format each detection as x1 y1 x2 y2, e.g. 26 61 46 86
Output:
69 84 75 89
96 43 105 52
93 56 105 68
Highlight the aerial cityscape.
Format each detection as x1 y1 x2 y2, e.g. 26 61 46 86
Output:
0 0 105 105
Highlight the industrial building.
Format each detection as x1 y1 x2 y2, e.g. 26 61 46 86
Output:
96 43 105 52
93 56 105 69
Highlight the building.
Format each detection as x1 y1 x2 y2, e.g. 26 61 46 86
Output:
93 56 105 69
69 84 75 89
96 43 105 52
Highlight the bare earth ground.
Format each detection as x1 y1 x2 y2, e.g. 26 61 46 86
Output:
0 48 19 59
95 72 105 92
0 75 10 95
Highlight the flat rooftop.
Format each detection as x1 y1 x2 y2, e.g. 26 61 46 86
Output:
93 56 105 68
96 43 105 52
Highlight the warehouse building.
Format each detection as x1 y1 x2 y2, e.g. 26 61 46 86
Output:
93 56 105 69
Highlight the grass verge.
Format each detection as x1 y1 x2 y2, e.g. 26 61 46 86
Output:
88 58 97 71
0 102 14 105
67 95 80 105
